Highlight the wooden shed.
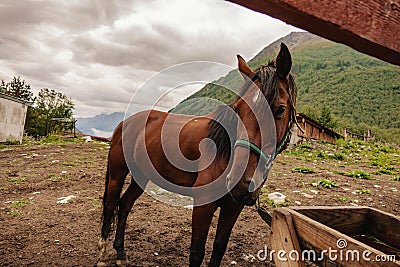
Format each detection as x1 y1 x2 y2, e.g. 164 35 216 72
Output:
291 113 342 144
0 92 29 143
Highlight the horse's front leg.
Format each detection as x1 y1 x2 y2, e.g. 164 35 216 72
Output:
190 202 217 267
208 196 243 267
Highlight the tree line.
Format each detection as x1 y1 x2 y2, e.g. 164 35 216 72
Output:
1 76 74 137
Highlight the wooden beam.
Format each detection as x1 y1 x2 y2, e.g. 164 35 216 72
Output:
286 208 400 267
270 209 305 267
227 0 400 65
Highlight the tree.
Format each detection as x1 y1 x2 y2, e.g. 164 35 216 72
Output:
1 76 34 102
25 88 74 136
318 106 337 129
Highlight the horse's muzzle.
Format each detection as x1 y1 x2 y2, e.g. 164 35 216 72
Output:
227 176 260 206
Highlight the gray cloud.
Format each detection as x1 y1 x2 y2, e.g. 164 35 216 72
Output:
0 0 299 117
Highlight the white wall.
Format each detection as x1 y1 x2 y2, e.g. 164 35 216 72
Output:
0 95 28 143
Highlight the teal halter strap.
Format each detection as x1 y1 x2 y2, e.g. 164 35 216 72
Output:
234 123 292 164
234 139 271 163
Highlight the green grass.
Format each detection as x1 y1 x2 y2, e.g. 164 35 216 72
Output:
330 153 345 161
338 196 357 203
61 161 76 167
311 179 337 188
338 196 349 202
7 177 26 184
47 174 63 182
356 189 371 195
261 197 290 208
8 199 30 216
344 170 371 180
12 199 30 209
292 166 316 174
392 176 400 181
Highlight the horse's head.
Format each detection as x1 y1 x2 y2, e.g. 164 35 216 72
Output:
227 43 297 206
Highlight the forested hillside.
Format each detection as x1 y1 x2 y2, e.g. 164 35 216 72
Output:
171 32 400 143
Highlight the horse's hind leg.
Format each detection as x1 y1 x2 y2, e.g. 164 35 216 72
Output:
113 177 147 266
98 154 129 265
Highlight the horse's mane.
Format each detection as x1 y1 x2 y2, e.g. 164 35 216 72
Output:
207 62 298 159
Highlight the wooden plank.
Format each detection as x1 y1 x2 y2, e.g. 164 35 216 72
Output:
311 127 320 140
366 207 400 250
286 208 400 266
270 209 305 267
291 206 369 235
227 0 400 65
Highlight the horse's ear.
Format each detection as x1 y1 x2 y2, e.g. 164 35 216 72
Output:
275 43 292 80
237 55 254 79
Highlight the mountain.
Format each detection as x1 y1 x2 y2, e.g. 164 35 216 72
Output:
76 112 124 137
171 32 400 144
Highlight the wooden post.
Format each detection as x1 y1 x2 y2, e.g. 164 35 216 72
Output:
269 209 305 267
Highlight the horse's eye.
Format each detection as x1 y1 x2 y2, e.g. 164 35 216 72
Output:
274 106 286 119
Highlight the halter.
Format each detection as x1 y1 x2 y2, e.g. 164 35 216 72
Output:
233 123 292 226
234 120 292 174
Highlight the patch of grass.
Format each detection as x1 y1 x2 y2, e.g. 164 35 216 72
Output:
9 199 30 216
356 189 371 195
344 170 371 180
0 187 8 191
10 210 22 216
61 161 76 167
12 199 30 209
336 139 356 149
331 153 345 161
379 146 392 153
298 142 313 150
377 169 395 175
39 135 78 145
292 166 316 174
392 176 400 181
47 174 63 182
262 197 290 208
7 177 25 184
370 159 384 167
337 196 357 203
317 151 326 159
338 196 349 202
311 179 337 188
1 140 21 147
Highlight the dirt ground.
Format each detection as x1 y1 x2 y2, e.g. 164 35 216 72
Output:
0 140 398 266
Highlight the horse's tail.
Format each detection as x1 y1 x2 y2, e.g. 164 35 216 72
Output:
102 149 111 216
101 149 118 233
100 122 125 238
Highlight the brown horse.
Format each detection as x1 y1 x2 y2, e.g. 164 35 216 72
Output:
98 43 297 267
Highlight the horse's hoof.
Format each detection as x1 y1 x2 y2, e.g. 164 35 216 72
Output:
116 259 129 266
96 261 108 267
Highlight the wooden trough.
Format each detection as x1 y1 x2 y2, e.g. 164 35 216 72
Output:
263 206 400 267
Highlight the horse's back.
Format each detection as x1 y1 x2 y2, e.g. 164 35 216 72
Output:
114 110 212 188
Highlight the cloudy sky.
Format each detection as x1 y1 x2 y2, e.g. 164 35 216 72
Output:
0 0 300 118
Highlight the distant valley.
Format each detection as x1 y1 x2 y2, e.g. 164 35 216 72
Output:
76 112 124 137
